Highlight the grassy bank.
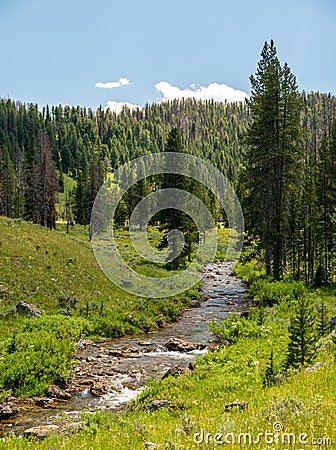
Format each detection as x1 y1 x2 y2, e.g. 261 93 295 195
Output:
2 259 335 448
0 218 202 400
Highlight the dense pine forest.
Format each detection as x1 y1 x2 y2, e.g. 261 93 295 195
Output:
1 86 336 283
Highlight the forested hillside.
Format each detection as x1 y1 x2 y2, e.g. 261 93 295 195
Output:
1 92 336 282
0 99 248 227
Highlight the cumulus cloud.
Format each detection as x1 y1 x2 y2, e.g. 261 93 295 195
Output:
155 81 248 103
106 100 142 115
95 77 131 89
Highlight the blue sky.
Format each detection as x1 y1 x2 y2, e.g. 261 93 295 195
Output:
1 0 335 110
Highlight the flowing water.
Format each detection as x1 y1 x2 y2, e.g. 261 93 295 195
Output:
1 261 249 436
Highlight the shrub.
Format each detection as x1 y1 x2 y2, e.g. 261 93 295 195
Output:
249 280 306 307
0 316 91 397
209 314 264 344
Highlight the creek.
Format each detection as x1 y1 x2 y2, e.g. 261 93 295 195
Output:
1 261 249 436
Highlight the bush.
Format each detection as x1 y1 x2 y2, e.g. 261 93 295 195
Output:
0 316 91 397
249 280 306 307
209 314 267 344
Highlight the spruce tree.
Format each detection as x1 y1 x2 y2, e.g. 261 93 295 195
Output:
285 294 316 369
243 40 303 280
0 145 15 217
263 348 276 387
158 127 198 269
316 299 329 339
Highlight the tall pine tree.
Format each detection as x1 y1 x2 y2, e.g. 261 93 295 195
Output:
243 40 303 280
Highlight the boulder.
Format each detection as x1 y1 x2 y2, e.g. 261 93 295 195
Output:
108 346 140 358
0 402 19 420
47 385 71 400
190 300 201 308
161 364 189 379
76 339 95 351
138 340 152 346
164 338 206 353
34 397 54 408
90 381 108 396
224 401 249 412
149 400 171 410
65 422 84 433
16 301 41 318
305 362 326 374
23 425 59 438
145 442 160 449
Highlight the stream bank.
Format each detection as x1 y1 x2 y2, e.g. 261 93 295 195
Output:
0 261 250 437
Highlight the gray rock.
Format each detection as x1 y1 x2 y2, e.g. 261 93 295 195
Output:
190 300 201 308
149 399 171 410
138 340 152 346
16 301 41 318
23 425 59 438
145 442 159 449
47 385 71 400
224 401 249 412
109 346 141 358
0 402 19 420
34 397 54 408
305 362 326 374
164 338 206 352
90 381 108 396
161 364 188 379
65 422 84 432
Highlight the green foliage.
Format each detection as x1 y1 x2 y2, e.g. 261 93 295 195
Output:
249 279 306 307
263 349 276 387
0 218 207 399
242 39 303 280
209 314 271 344
0 316 91 397
285 294 317 369
316 298 330 338
57 293 79 316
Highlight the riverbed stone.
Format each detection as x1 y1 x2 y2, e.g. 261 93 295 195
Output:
190 300 201 308
0 402 19 420
164 338 206 352
90 380 108 396
47 385 71 400
34 397 54 407
138 340 152 346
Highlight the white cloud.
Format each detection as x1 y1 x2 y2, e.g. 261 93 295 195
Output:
95 77 131 89
106 100 142 115
155 81 248 103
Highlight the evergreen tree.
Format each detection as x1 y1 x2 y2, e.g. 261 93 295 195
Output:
285 294 316 369
243 40 303 280
316 299 329 339
0 145 15 217
26 131 58 229
263 349 276 387
158 127 198 269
